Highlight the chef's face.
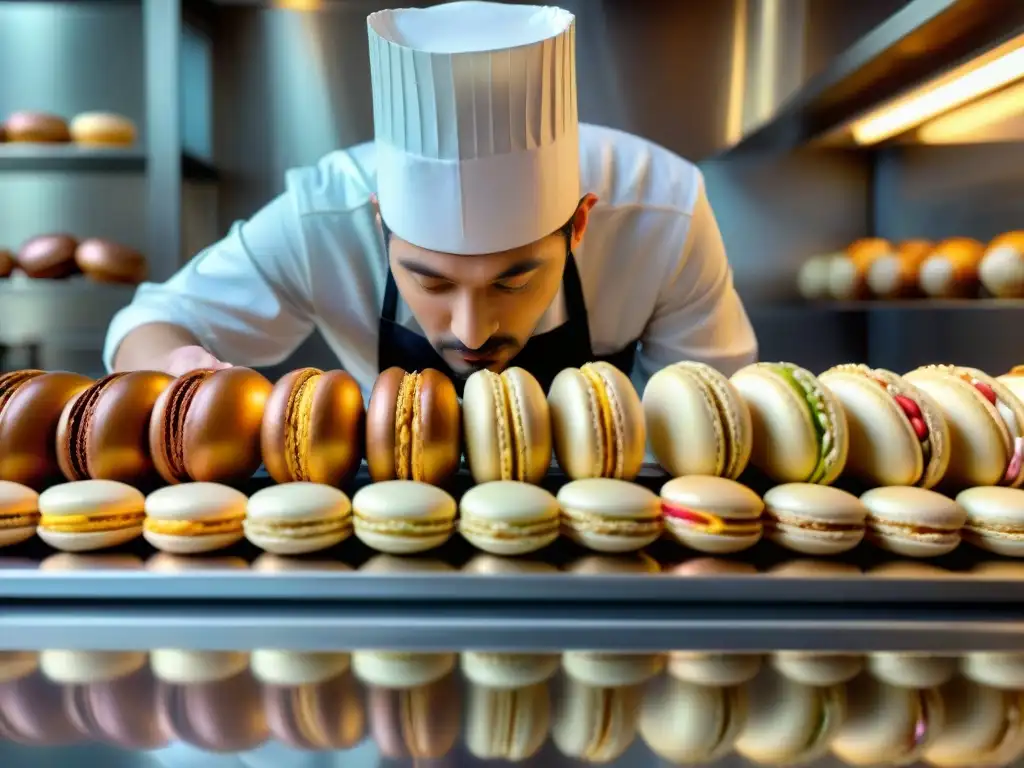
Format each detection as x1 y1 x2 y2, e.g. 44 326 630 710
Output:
384 194 598 376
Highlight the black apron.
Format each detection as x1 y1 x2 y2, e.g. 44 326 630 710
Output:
377 250 637 396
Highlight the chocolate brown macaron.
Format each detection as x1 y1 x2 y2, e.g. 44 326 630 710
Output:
56 371 174 486
0 249 14 278
368 673 461 760
149 367 273 485
157 669 268 753
63 664 167 749
261 367 365 485
17 234 79 280
263 670 365 750
0 669 80 746
366 367 461 486
74 238 148 285
0 371 93 488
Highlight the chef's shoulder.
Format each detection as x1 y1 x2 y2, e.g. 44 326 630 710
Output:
282 139 379 215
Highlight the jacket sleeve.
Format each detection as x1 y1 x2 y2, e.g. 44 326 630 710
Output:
103 191 317 371
632 175 758 391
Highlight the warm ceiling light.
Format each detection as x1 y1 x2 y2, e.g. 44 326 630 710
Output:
851 37 1024 145
272 0 323 10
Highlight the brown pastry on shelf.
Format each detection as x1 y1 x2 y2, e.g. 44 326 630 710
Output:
828 238 893 300
979 230 1024 299
3 111 70 143
866 239 933 299
0 250 14 278
69 112 136 147
17 234 79 279
918 236 985 298
74 239 147 285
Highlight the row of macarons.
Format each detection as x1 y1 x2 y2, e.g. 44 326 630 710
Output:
3 647 1022 766
0 470 1021 559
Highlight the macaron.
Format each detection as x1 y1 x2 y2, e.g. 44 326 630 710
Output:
351 480 456 554
658 475 763 554
463 553 558 574
668 653 763 686
998 364 1024 405
37 480 145 552
465 680 550 761
143 482 247 554
548 361 645 481
0 652 38 683
731 361 849 485
366 367 461 486
925 677 1024 768
458 480 560 555
771 652 864 686
352 651 456 689
861 485 966 557
150 648 250 685
552 676 641 763
962 652 1024 690
832 672 945 766
367 674 460 760
156 669 269 752
957 485 1024 556
0 480 39 547
460 652 560 689
0 371 93 488
262 670 365 750
639 676 747 764
557 478 663 553
906 364 1024 489
0 670 81 746
250 648 351 687
735 668 847 766
643 360 753 479
562 651 665 688
148 367 273 485
245 482 352 554
763 483 867 555
820 364 950 488
55 370 174 486
260 367 364 485
868 652 957 688
462 367 552 484
62 665 167 750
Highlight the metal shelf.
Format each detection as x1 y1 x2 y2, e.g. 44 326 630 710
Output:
0 144 218 181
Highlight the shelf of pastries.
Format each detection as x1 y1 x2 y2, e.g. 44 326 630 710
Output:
797 231 1024 304
0 234 147 286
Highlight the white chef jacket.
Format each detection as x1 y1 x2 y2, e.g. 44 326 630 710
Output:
104 123 757 397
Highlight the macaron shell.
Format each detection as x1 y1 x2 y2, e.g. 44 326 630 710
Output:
660 475 764 554
820 369 928 487
644 362 753 479
730 365 821 483
961 652 1024 690
925 677 1024 767
906 368 1010 488
861 486 966 557
145 482 248 520
552 676 641 763
771 652 864 686
155 669 269 752
0 652 38 683
40 650 147 685
244 482 353 554
464 680 550 761
142 528 244 554
639 676 745 763
998 371 1024 406
352 480 456 554
0 371 93 488
668 652 763 686
261 670 365 750
62 665 167 750
0 670 82 745
764 482 867 555
250 650 351 686
957 486 1024 555
459 480 560 555
150 649 250 684
367 674 460 760
868 653 957 688
562 652 664 688
460 652 560 689
0 526 37 548
351 652 455 689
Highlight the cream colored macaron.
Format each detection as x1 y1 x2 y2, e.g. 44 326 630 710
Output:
640 675 747 763
925 677 1024 767
460 652 560 689
557 478 662 553
957 486 1024 556
351 651 455 689
668 652 763 686
861 486 966 557
40 649 147 685
244 482 352 554
458 481 559 555
643 361 753 479
150 649 249 684
659 475 763 554
351 480 456 554
961 652 1024 690
250 650 351 687
37 480 145 552
465 680 551 761
771 652 864 686
868 652 957 688
833 673 945 766
144 482 247 554
562 651 665 688
764 483 866 555
552 676 641 763
0 480 40 547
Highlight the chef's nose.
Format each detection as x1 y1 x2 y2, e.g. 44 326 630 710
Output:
450 291 497 351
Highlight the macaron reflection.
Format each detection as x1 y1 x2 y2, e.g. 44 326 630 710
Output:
63 663 167 749
263 669 364 750
640 674 746 763
156 667 268 752
367 672 460 759
671 556 757 576
564 553 660 575
0 669 80 745
668 652 763 687
462 554 558 574
552 675 642 763
465 679 550 761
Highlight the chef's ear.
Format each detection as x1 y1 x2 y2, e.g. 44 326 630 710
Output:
570 194 599 249
370 193 382 227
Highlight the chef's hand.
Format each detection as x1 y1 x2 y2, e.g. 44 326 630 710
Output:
161 345 233 377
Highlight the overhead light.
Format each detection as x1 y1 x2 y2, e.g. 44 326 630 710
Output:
851 35 1024 145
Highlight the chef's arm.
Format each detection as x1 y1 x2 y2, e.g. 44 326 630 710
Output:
104 192 316 373
633 175 758 391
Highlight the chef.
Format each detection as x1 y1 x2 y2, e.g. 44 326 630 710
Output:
106 1 757 397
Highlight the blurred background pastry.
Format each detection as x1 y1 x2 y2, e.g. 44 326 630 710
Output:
866 238 933 298
74 238 147 285
3 111 70 143
979 230 1024 299
17 234 79 280
828 237 893 300
796 253 841 300
918 237 985 298
0 249 14 279
69 111 136 147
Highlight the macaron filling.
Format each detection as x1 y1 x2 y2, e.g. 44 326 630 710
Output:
245 516 351 540
0 511 39 530
905 689 938 758
283 368 320 481
580 364 623 478
763 510 862 536
394 372 421 480
62 373 128 481
561 508 662 537
144 515 245 538
159 369 214 482
689 364 742 477
964 518 1024 540
459 515 559 541
492 372 530 482
767 364 839 483
40 512 144 533
867 518 959 541
956 369 1024 485
661 501 760 537
354 511 452 538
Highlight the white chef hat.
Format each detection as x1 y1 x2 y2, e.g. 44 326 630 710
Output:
368 1 579 255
